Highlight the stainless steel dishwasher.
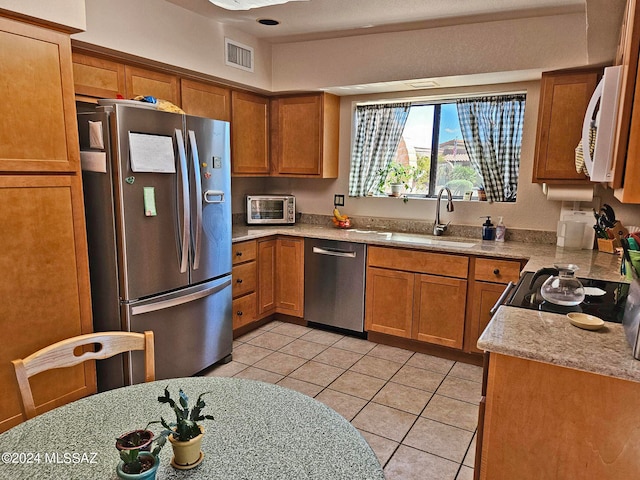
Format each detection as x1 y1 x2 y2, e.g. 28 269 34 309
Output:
304 238 367 334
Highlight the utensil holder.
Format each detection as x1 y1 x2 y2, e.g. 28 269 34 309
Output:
597 238 617 253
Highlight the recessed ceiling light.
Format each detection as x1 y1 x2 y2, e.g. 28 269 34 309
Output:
257 18 280 26
209 0 307 10
407 80 440 89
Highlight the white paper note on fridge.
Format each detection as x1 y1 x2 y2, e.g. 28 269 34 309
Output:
128 133 176 173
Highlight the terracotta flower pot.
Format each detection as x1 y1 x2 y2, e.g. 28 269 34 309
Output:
168 427 204 469
116 452 160 480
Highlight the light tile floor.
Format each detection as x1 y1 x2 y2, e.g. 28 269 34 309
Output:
201 321 482 480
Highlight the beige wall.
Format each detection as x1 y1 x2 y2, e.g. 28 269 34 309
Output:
271 13 588 92
73 0 272 91
0 0 86 31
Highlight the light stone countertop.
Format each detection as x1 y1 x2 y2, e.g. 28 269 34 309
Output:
233 223 639 382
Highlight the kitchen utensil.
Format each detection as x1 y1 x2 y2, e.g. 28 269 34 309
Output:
529 264 586 306
627 236 640 250
600 204 616 228
606 220 628 242
567 312 605 331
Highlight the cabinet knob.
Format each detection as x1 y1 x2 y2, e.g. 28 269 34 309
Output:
493 268 500 275
236 278 243 283
236 251 242 256
237 311 243 316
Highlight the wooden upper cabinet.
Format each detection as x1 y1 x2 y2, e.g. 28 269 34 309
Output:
532 68 600 184
124 65 180 105
0 17 79 173
231 91 270 175
271 92 340 177
181 79 231 121
72 52 125 99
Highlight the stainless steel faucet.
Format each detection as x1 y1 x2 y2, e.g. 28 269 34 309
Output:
433 187 454 236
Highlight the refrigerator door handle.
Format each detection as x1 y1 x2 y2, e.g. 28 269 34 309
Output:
130 278 231 316
175 129 190 274
188 130 203 271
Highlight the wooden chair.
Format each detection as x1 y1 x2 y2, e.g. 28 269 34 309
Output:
12 331 155 420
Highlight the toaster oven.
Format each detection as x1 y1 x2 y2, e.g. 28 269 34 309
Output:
246 195 296 225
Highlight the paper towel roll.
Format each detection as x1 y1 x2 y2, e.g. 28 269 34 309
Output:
543 184 594 201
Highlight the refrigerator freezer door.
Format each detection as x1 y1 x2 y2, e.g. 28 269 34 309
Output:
112 106 189 300
124 275 232 386
186 116 232 284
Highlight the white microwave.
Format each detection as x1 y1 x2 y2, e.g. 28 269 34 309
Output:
581 65 623 182
246 195 296 225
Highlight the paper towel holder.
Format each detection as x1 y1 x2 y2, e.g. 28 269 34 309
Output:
542 183 595 202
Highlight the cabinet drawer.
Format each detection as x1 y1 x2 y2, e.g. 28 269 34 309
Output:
233 292 256 329
367 246 468 279
232 261 256 298
474 258 521 284
232 240 257 265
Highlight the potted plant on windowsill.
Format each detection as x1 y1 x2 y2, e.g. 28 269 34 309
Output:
115 429 165 480
378 162 414 197
149 386 214 470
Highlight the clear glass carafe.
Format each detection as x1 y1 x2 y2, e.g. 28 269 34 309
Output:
539 264 585 306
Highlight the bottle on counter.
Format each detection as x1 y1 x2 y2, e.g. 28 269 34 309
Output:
495 216 506 242
481 216 496 240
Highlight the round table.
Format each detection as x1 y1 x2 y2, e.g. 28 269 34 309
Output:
0 377 384 479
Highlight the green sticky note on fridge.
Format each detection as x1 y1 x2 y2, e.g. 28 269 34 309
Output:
143 187 157 217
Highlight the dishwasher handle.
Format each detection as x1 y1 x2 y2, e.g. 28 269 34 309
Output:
312 246 357 258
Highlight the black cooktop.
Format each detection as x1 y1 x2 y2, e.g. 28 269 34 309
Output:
507 271 630 323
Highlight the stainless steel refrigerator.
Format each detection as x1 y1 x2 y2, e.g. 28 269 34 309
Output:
77 104 232 391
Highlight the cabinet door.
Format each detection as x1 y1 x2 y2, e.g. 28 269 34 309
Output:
532 69 599 183
181 79 231 121
231 91 270 175
233 292 257 329
271 93 339 178
465 282 507 354
72 52 126 99
257 239 276 315
413 274 467 349
365 267 414 338
124 65 180 105
0 17 79 173
0 175 94 432
275 237 304 317
272 94 322 175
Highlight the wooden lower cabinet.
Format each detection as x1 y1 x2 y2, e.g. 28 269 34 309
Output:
256 237 304 319
0 175 94 432
365 267 414 337
233 292 257 330
365 246 468 348
479 353 640 479
231 240 257 331
275 237 304 317
257 239 276 315
465 282 507 354
413 274 467 349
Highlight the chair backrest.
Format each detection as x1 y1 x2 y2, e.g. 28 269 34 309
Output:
12 331 155 420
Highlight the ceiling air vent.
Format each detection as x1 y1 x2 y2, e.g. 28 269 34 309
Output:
225 38 254 72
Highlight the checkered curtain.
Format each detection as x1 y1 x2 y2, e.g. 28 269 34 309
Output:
349 103 411 197
456 95 526 202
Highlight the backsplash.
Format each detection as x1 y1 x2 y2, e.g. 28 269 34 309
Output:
299 213 557 244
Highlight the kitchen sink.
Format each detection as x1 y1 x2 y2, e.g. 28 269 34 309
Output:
377 232 476 248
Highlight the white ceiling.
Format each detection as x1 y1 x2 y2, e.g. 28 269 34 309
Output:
167 0 585 43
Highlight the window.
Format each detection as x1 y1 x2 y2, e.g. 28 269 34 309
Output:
350 94 526 202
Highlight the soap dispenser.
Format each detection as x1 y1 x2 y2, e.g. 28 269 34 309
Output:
495 216 506 242
481 216 496 240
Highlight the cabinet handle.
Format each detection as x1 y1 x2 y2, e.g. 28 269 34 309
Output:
493 268 500 275
236 251 242 256
236 278 243 284
237 311 243 316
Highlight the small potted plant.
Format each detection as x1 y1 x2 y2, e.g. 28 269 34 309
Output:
115 429 165 480
150 386 214 470
378 162 414 197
